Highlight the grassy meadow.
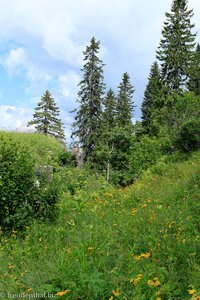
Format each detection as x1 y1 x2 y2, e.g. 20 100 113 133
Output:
0 132 199 299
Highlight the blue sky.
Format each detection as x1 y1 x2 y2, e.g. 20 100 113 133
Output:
0 0 199 140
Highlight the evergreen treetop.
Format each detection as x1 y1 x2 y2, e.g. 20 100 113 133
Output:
156 0 196 91
28 90 65 142
103 88 116 130
71 37 105 162
141 61 164 132
116 72 135 127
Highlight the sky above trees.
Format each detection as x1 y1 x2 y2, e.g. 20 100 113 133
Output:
0 0 199 139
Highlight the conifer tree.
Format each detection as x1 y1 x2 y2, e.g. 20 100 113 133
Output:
187 44 200 95
116 72 135 127
141 62 163 132
28 90 65 141
71 37 105 162
156 0 196 91
103 88 116 130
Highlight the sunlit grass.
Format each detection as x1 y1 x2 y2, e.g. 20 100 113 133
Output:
0 152 199 299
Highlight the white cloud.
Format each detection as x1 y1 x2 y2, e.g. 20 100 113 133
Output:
0 105 33 130
57 71 80 103
3 47 26 75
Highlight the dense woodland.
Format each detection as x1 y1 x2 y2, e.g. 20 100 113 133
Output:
0 0 200 299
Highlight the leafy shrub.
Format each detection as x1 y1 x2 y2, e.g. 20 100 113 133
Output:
0 134 37 231
177 118 200 152
0 132 63 232
130 135 163 177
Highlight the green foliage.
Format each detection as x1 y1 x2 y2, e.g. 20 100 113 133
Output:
0 131 70 232
72 37 105 162
130 135 163 177
28 90 65 142
0 133 36 231
187 44 200 95
157 0 196 91
141 61 168 134
0 151 199 299
102 88 117 130
177 118 200 152
116 72 135 127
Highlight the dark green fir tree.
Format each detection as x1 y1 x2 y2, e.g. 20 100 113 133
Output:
28 90 65 142
187 44 200 95
141 61 163 133
156 0 196 91
116 72 135 127
71 37 105 162
103 88 116 130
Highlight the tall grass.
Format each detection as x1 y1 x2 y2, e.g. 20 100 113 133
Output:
0 150 199 299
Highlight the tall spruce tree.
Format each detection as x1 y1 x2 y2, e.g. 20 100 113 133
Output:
187 44 200 95
141 61 163 133
116 72 135 127
71 37 105 162
28 90 65 141
156 0 196 91
103 88 116 130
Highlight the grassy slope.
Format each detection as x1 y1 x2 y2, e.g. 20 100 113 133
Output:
0 131 65 167
0 150 199 300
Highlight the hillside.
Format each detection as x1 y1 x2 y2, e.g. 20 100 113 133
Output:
0 145 199 299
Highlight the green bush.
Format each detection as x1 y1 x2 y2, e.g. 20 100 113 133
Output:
177 118 200 152
0 132 63 232
130 135 163 177
0 134 37 231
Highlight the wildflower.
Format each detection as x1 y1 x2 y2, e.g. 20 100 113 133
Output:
140 253 151 258
148 280 154 286
112 290 120 296
27 288 32 293
154 280 161 287
132 274 143 286
188 289 196 295
87 247 94 252
109 297 114 300
8 265 15 269
141 204 148 208
156 298 161 300
193 296 200 300
133 255 141 260
132 252 151 260
56 290 71 296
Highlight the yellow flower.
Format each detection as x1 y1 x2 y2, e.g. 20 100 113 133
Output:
188 289 196 295
56 290 71 296
156 298 161 300
148 280 154 286
87 247 94 252
132 208 138 214
8 265 15 269
156 291 161 296
140 252 151 258
133 255 141 260
154 280 161 287
27 288 32 293
193 296 200 300
112 290 120 296
109 297 114 300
